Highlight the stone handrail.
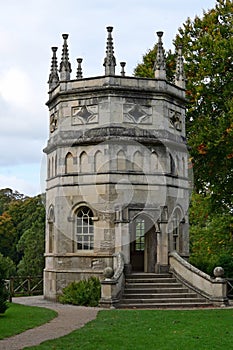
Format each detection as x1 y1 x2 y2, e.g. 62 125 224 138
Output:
100 252 125 308
112 252 125 281
169 251 228 305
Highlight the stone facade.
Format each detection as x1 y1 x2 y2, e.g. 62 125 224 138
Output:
44 27 190 300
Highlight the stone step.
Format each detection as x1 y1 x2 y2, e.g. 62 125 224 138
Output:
124 287 189 294
120 297 207 304
123 293 198 299
118 301 212 309
125 282 183 288
126 278 178 284
118 272 211 309
126 273 171 278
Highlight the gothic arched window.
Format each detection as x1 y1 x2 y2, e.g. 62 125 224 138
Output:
65 152 73 173
171 209 183 252
94 150 103 172
80 151 89 173
76 206 94 250
133 150 143 171
117 150 126 171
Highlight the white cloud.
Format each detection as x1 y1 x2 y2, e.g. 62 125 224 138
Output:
0 174 40 197
0 67 35 111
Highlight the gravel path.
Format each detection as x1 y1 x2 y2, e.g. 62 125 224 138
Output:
0 296 101 350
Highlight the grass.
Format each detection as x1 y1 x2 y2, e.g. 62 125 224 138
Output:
0 303 57 339
24 308 233 350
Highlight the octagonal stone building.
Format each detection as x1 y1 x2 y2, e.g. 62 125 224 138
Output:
43 27 190 301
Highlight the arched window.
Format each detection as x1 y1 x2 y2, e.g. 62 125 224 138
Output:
176 155 179 175
48 159 51 178
76 206 94 250
133 151 143 171
55 154 57 176
169 154 176 175
182 157 186 177
80 151 89 173
48 206 55 253
151 151 158 172
117 150 126 171
51 157 54 177
65 152 73 173
94 150 103 172
135 217 145 251
171 209 183 252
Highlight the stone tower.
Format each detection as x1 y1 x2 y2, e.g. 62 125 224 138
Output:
44 27 189 301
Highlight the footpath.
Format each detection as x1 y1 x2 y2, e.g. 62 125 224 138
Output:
0 296 100 350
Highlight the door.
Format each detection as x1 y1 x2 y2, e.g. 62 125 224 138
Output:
130 216 157 272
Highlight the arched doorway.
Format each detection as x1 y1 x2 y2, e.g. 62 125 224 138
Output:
130 215 157 272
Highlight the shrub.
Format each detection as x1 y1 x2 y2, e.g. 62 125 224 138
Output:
0 268 8 314
217 254 233 279
59 276 101 307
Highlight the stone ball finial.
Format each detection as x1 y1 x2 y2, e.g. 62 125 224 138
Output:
213 266 225 278
103 266 114 279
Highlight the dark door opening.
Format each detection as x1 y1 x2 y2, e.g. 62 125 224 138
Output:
130 216 157 272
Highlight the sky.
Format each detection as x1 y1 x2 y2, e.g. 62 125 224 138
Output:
0 0 217 197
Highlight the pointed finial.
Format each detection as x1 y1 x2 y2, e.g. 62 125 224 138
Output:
175 45 186 89
59 34 72 81
48 47 59 90
120 62 126 76
76 58 83 79
154 31 166 80
103 26 116 76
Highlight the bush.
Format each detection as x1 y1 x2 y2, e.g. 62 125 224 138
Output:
217 254 233 279
59 276 101 307
0 269 8 314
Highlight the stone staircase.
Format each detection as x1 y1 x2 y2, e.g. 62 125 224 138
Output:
118 273 212 309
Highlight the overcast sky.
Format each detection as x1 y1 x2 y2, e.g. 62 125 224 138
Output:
0 0 217 196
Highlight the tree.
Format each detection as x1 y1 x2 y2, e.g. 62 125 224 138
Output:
189 193 233 277
0 212 17 260
0 188 26 215
175 0 233 210
16 195 45 276
0 190 45 275
17 220 45 276
0 266 8 314
134 0 233 210
0 253 16 278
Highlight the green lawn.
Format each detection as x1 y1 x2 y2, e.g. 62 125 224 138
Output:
25 308 233 350
0 303 57 339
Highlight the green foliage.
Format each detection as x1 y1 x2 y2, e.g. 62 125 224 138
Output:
59 276 101 307
134 47 176 82
0 266 8 314
17 209 45 276
0 188 26 215
175 0 233 209
0 189 45 277
0 253 16 278
0 303 56 339
189 193 233 277
0 211 17 260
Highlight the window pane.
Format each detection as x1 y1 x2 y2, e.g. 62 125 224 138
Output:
76 207 94 250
